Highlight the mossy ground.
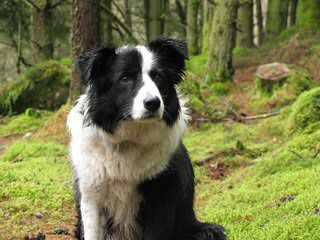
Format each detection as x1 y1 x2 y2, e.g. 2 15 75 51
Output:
1 101 319 239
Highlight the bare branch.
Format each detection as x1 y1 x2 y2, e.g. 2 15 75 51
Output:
101 4 138 43
23 0 41 10
51 0 68 9
111 0 126 20
195 112 280 124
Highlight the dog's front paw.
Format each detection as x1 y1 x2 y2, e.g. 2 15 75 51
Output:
194 223 226 240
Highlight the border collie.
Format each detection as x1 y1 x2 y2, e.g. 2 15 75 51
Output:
67 38 226 240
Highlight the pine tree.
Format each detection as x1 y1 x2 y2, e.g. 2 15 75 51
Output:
237 0 254 48
69 0 101 102
297 0 320 28
207 0 238 82
201 0 214 53
187 0 199 55
265 0 289 41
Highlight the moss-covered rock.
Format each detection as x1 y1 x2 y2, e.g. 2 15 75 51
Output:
288 87 320 133
0 59 71 115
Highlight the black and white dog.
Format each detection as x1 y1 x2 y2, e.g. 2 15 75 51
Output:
67 38 226 240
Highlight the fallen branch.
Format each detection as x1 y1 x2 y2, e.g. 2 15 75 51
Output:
195 111 280 124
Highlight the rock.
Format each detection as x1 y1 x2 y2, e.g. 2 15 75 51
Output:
255 63 290 95
23 132 33 139
53 228 70 235
34 212 44 219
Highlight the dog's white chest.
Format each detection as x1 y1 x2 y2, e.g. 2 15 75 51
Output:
104 181 142 240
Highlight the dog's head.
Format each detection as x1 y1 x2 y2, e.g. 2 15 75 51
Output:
76 38 188 133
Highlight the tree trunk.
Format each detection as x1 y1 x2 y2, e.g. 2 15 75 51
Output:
255 0 264 46
207 0 238 83
17 0 23 73
201 0 214 53
148 0 165 41
144 0 150 41
31 0 54 63
124 0 132 31
237 0 254 48
69 0 101 103
288 0 298 27
102 0 112 45
297 0 320 28
187 0 199 55
175 0 187 38
265 0 289 41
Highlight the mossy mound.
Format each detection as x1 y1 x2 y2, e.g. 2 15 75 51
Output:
251 69 315 112
0 109 51 137
288 87 320 133
0 59 71 115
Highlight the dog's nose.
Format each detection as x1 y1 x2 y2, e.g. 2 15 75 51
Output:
144 97 161 112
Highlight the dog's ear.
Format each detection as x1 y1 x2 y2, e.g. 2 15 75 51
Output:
148 38 189 61
148 38 188 85
75 47 116 85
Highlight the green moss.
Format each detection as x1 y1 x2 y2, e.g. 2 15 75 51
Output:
0 139 73 237
297 0 320 28
1 140 66 162
209 82 232 96
287 87 320 133
186 54 208 75
251 69 315 112
0 110 51 136
0 60 70 115
255 130 320 176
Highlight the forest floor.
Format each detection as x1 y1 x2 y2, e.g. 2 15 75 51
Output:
1 30 320 240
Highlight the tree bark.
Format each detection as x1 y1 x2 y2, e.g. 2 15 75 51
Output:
102 0 112 45
148 0 165 41
297 0 320 28
207 0 238 83
175 0 187 38
69 0 101 103
30 0 54 63
255 0 264 46
237 0 254 48
17 0 23 73
265 0 289 41
288 0 298 27
201 0 214 53
144 0 150 41
187 0 199 55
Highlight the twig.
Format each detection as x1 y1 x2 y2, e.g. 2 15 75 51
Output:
24 0 41 10
195 154 215 166
195 111 280 124
243 112 280 121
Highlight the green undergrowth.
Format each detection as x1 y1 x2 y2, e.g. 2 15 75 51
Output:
0 139 74 238
0 59 70 115
1 84 320 238
250 69 316 113
184 110 320 239
0 109 51 137
183 55 235 116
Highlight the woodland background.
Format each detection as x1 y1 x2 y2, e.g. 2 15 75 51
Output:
0 0 320 239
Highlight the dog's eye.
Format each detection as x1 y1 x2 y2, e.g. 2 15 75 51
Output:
154 74 162 82
119 76 131 85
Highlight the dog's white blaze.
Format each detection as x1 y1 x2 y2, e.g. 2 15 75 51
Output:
132 46 164 120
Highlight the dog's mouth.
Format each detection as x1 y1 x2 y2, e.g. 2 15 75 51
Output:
123 112 162 122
